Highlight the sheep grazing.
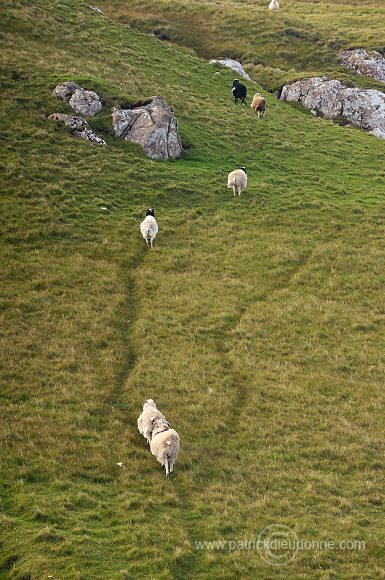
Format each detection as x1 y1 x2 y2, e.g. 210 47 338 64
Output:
269 0 279 10
137 399 166 444
140 208 158 248
227 166 247 197
150 417 180 476
251 93 267 118
232 79 247 105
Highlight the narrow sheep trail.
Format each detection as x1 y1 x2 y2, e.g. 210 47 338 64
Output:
167 302 258 577
169 483 207 579
93 209 321 577
215 244 317 436
158 220 320 577
105 246 147 412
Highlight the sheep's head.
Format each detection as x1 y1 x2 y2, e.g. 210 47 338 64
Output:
146 208 155 217
144 399 156 409
232 79 240 87
240 166 247 174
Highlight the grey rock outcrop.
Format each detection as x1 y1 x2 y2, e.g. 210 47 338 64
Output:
338 49 385 83
370 128 385 140
53 83 102 116
209 58 252 81
88 5 104 14
53 82 81 102
280 77 385 138
48 113 106 145
112 96 182 160
69 89 102 116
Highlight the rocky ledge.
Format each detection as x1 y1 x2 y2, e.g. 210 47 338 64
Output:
209 58 252 81
338 49 385 84
280 77 385 139
48 113 106 145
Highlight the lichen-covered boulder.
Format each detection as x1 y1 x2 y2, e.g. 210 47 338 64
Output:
280 77 385 138
112 96 182 160
52 82 81 102
53 82 102 116
48 113 106 145
338 49 385 83
69 89 102 116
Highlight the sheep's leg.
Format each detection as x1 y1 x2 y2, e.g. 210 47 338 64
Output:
150 238 153 248
165 461 169 476
233 186 236 197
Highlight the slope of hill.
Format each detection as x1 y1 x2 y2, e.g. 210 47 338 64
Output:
1 0 385 578
98 0 385 91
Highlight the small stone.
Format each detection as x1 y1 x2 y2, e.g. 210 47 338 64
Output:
88 5 104 14
209 58 252 81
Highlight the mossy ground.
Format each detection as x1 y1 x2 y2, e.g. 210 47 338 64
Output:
1 1 385 578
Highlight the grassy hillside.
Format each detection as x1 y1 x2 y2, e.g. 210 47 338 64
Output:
1 0 385 578
98 0 385 91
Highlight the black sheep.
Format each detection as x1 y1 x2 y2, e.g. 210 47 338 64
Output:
232 79 247 105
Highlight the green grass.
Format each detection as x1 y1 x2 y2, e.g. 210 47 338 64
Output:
98 0 385 91
1 0 385 578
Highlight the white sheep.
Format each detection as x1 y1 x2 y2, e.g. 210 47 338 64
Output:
140 208 158 247
137 399 166 444
150 417 180 476
227 166 247 197
269 0 279 10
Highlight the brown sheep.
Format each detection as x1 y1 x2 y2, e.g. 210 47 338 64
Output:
251 93 267 118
